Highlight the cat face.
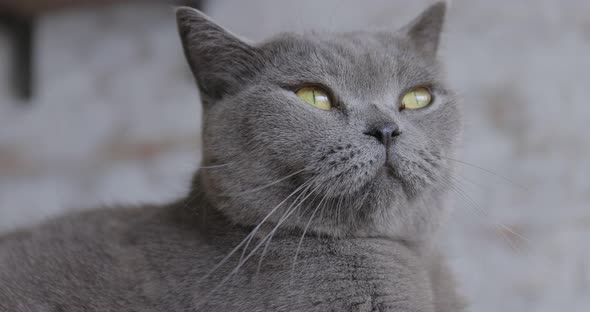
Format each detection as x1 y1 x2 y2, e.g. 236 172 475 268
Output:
178 2 462 240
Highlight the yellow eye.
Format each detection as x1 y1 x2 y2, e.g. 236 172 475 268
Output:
296 86 332 111
401 87 433 110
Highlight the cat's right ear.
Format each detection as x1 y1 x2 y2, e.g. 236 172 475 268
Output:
399 2 447 58
176 8 263 105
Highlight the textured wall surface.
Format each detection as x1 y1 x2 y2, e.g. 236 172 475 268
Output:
1 1 589 311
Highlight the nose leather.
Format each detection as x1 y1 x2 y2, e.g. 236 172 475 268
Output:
364 122 402 146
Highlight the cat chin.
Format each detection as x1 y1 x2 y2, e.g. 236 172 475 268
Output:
309 164 412 205
306 158 391 199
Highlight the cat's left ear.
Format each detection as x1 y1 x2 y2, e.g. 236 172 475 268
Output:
176 7 263 105
400 2 447 58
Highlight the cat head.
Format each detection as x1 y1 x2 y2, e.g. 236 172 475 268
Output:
177 2 462 242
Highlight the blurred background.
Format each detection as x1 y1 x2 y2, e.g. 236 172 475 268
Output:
0 0 589 311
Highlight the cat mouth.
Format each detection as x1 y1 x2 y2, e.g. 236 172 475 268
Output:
378 162 397 178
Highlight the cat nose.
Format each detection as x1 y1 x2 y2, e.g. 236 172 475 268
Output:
364 123 402 146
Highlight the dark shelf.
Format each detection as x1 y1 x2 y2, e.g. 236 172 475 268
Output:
0 0 203 101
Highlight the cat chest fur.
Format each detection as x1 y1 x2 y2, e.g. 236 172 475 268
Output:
197 236 436 312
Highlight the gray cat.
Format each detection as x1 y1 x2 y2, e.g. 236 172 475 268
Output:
0 2 466 311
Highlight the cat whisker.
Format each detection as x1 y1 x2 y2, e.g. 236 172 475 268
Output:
422 157 531 253
440 156 529 191
249 183 320 268
290 192 329 279
446 175 530 254
220 167 309 197
256 182 323 274
198 177 313 285
176 162 238 212
452 171 490 192
238 178 314 265
198 162 234 169
253 181 314 271
353 186 372 214
204 182 322 301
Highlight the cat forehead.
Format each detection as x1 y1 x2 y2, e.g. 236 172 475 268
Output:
261 31 402 65
259 31 441 94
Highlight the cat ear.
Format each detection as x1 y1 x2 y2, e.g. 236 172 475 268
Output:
400 2 447 58
176 7 263 104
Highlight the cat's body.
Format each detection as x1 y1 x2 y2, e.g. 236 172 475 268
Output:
0 2 467 311
0 190 462 311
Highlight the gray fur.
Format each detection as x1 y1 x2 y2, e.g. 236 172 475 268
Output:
0 2 466 311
